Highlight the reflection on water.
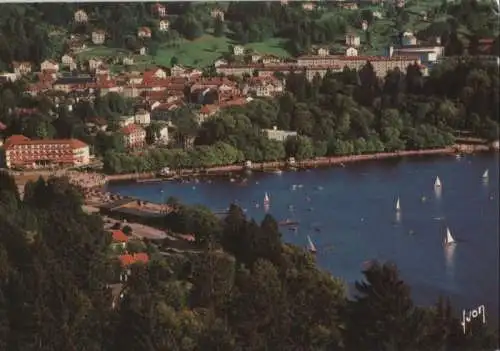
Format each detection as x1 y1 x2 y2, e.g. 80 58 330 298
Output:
444 244 457 279
264 204 270 213
395 211 402 224
434 187 442 200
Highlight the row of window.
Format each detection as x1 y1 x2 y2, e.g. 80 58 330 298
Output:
8 150 82 155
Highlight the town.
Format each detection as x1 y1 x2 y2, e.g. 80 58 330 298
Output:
0 2 499 350
0 2 498 173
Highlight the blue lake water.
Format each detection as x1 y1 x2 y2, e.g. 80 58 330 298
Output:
107 153 499 325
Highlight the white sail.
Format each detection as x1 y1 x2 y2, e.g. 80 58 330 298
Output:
435 176 442 188
444 227 456 245
264 192 270 204
482 169 489 179
307 235 317 252
396 197 401 211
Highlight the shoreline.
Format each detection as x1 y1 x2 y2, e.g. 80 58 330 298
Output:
105 146 492 185
9 144 495 192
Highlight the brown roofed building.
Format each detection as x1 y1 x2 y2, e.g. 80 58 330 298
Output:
3 135 90 169
121 124 146 149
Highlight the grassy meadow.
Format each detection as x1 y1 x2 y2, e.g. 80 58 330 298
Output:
77 35 291 70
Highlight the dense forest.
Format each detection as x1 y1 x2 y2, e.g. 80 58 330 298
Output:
0 0 498 69
101 58 499 174
0 172 497 350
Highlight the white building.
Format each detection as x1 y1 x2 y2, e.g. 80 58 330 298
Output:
40 60 59 72
389 45 445 63
345 34 361 48
74 10 88 23
134 110 151 126
233 45 245 56
92 31 106 45
346 47 358 57
157 125 170 145
402 32 417 46
159 20 170 32
263 126 297 142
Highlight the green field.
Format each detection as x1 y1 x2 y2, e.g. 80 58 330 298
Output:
76 35 292 70
154 35 233 67
244 38 291 58
77 47 130 61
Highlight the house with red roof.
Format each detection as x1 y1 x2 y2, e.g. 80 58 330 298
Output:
118 253 150 282
121 123 146 149
40 60 59 73
142 68 167 84
197 104 220 123
12 61 32 76
246 76 284 97
3 135 90 169
219 97 249 108
110 230 129 250
152 3 167 17
137 27 152 39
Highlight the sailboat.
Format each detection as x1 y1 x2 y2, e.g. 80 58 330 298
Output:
395 197 401 212
482 169 489 179
434 176 442 188
307 235 317 254
263 192 270 205
443 227 456 246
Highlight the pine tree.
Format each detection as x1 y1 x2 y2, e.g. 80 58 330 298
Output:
213 16 225 37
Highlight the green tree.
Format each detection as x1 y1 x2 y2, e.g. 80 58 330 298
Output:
213 16 225 37
343 261 428 351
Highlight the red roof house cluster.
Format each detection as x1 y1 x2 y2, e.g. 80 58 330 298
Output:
118 253 150 266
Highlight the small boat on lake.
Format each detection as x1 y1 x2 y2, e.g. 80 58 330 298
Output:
435 176 442 188
307 235 317 254
443 227 456 246
263 192 270 206
396 197 401 212
482 169 489 179
279 219 300 226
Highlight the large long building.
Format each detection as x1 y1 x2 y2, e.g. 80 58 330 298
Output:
216 55 420 80
3 135 90 169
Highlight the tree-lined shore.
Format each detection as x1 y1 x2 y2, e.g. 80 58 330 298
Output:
0 172 497 350
103 59 499 174
105 146 463 182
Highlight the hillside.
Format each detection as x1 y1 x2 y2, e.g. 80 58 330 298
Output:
0 1 497 71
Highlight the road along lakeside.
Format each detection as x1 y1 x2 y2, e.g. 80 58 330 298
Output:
105 145 487 184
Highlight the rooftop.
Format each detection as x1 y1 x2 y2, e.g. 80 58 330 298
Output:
110 230 129 243
4 135 88 149
118 253 149 266
121 124 144 135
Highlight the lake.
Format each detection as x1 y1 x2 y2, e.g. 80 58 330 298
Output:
107 153 499 326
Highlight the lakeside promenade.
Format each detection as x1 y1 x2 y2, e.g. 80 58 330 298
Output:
9 143 495 193
106 146 461 182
